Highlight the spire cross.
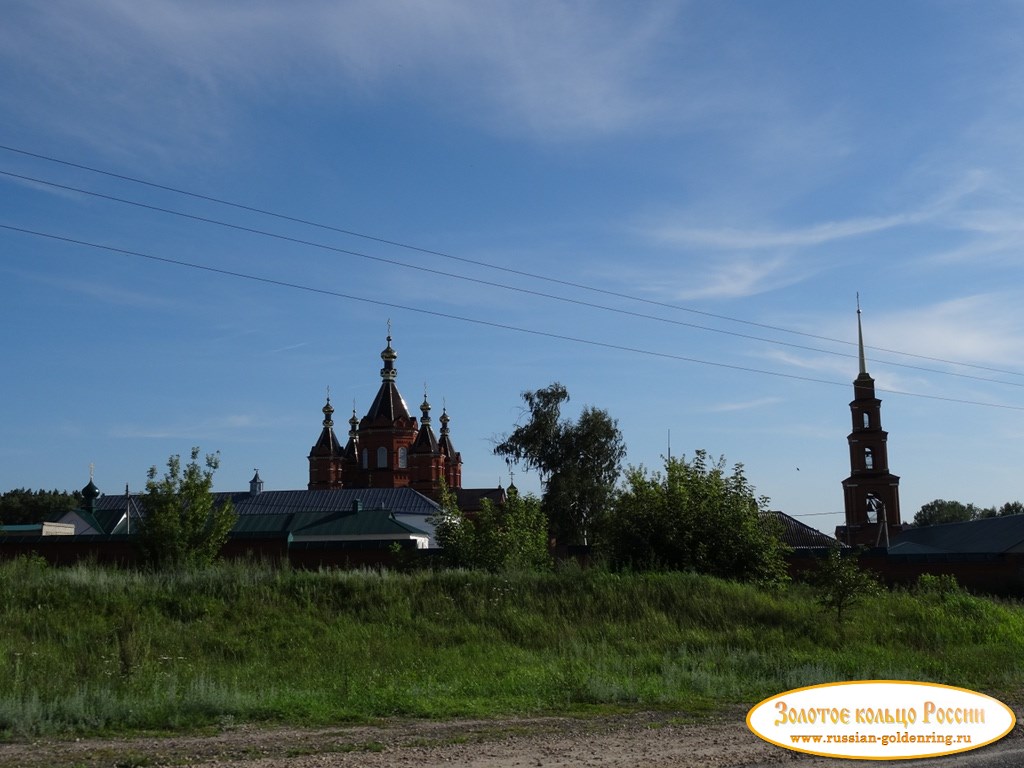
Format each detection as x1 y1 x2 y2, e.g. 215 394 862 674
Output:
326 384 331 402
89 462 95 480
386 318 392 338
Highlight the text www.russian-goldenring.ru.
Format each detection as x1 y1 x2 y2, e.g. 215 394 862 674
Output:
790 732 972 748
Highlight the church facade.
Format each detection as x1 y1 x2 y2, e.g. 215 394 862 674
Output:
308 332 463 500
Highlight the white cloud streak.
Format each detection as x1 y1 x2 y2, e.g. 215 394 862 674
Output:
1 0 693 151
707 397 783 413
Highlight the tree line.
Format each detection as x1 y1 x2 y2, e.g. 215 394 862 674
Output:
0 488 81 525
912 498 1024 527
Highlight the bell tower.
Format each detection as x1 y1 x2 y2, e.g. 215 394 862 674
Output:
837 299 902 547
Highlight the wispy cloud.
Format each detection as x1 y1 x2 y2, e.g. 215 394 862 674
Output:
672 256 802 300
756 295 1024 393
643 173 986 251
109 413 261 440
267 342 310 355
5 267 177 310
707 397 783 413
647 212 926 250
876 295 1024 370
623 253 810 301
0 1 695 153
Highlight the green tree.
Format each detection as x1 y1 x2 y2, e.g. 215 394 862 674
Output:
913 499 989 526
433 485 550 572
0 489 82 525
997 501 1024 517
599 452 789 586
138 447 237 568
494 383 625 545
813 546 881 628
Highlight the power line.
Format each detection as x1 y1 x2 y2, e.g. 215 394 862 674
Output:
3 168 1022 391
5 222 1023 412
2 142 1022 379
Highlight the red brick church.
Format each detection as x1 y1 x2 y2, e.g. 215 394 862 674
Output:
307 331 466 501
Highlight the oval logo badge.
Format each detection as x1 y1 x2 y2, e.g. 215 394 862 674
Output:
747 681 1015 760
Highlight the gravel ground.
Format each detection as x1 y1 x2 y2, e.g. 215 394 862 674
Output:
0 708 1019 768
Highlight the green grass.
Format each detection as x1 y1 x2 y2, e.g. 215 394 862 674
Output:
1 555 1022 738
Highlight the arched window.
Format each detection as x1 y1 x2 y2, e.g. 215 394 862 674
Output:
377 446 388 468
862 412 870 428
864 447 874 470
398 446 408 468
361 448 368 469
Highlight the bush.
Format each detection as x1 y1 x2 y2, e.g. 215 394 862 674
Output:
598 452 789 586
433 487 550 572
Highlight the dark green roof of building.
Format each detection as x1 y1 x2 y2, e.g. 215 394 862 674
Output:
93 488 439 518
890 514 1024 555
228 508 426 539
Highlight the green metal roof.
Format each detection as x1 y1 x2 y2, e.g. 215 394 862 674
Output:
291 509 425 537
890 514 1024 555
227 508 427 539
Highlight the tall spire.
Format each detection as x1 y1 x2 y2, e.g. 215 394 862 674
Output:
856 293 867 376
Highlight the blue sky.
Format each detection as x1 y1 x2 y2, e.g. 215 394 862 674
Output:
4 1 1024 537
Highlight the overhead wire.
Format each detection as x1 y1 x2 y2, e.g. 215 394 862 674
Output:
1 143 1022 379
2 167 1022 391
4 222 1024 412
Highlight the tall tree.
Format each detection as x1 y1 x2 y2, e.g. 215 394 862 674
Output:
138 447 237 568
494 383 624 545
599 451 789 586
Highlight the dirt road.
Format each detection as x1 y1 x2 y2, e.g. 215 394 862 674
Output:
0 709 1018 767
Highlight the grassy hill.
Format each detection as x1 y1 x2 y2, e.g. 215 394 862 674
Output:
1 556 1022 738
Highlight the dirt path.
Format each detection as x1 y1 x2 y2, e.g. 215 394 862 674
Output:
0 709 1018 768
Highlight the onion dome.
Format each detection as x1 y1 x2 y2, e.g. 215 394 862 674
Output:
310 395 343 457
380 333 398 382
82 468 101 513
366 330 412 421
438 407 459 461
82 478 100 503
